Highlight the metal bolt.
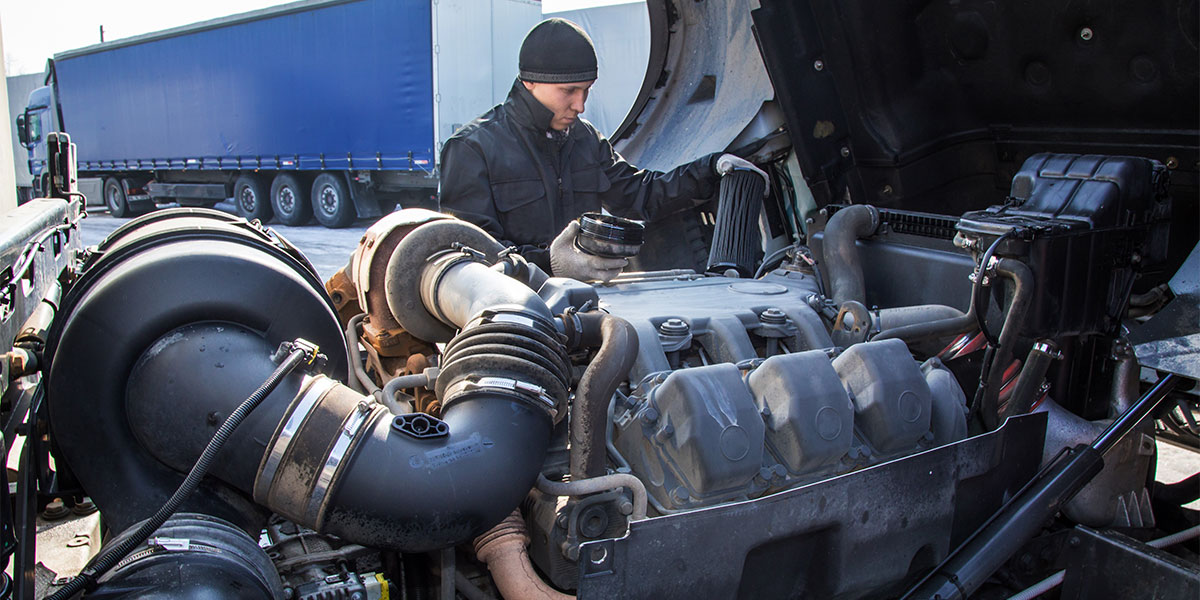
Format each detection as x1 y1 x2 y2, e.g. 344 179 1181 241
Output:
672 487 691 503
640 407 659 425
1166 156 1179 169
654 422 675 442
659 318 690 336
813 59 825 71
880 184 894 196
840 146 851 158
1079 27 1093 41
759 307 787 325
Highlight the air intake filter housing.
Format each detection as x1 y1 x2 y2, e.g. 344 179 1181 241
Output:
45 208 348 534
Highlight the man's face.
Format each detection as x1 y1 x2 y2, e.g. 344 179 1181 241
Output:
523 80 594 131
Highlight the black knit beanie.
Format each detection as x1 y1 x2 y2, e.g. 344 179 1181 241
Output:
518 18 598 83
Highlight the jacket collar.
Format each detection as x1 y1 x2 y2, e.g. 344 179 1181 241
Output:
505 78 556 133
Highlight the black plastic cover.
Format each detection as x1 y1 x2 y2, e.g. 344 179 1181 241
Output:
750 0 1198 220
88 513 285 599
957 153 1170 337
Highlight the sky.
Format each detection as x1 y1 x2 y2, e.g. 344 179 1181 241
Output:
0 1 291 75
0 0 627 76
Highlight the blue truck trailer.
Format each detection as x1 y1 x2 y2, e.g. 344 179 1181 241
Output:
15 0 540 227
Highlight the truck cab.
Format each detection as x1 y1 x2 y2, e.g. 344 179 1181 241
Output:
15 84 57 198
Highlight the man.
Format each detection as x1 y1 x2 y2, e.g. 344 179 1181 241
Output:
439 18 765 282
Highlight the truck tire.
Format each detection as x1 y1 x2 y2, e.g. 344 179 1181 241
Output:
311 173 354 228
234 174 273 223
270 173 312 226
105 178 130 218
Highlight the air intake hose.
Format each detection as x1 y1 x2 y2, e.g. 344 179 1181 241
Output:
707 170 766 277
54 210 570 553
254 217 571 551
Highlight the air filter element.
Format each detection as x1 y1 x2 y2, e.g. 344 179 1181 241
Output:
707 170 765 277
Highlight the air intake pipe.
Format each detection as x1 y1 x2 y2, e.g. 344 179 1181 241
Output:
253 215 571 551
51 210 570 552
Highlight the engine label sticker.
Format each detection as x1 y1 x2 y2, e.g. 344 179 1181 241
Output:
408 432 493 470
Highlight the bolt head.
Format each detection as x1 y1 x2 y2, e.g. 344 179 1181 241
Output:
1079 27 1094 41
840 146 851 158
813 59 825 71
672 487 690 502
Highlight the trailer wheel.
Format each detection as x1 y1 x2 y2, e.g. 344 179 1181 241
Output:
311 173 354 228
234 174 273 223
105 178 130 218
270 173 312 226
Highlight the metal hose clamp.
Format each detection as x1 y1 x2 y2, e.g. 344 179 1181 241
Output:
442 376 558 419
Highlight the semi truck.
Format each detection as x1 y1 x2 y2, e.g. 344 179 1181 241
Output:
14 0 540 227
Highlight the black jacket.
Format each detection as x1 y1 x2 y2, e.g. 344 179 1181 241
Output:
438 79 721 270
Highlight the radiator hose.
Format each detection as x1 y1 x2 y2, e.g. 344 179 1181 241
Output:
822 204 881 308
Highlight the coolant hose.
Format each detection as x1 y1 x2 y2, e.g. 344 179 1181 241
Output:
822 205 880 307
975 258 1035 430
475 511 574 600
568 312 639 480
873 305 966 335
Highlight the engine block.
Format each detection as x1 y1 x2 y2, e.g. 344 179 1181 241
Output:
543 268 969 512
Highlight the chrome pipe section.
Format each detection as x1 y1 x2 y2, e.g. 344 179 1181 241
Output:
1003 340 1059 419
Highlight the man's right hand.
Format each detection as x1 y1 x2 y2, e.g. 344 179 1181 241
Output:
549 221 628 283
